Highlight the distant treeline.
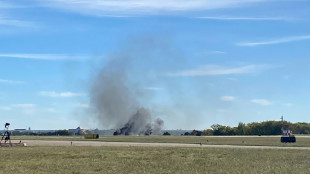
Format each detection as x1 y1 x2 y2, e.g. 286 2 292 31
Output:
183 121 310 136
11 130 75 136
9 121 310 136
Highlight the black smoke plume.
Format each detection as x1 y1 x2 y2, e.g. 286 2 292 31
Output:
89 44 164 135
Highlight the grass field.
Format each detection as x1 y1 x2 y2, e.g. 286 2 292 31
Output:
11 135 310 147
1 146 309 174
4 136 310 173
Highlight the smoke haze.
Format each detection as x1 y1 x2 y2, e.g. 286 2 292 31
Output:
86 36 212 131
89 38 167 134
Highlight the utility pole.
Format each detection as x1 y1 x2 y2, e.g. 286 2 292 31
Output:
281 115 284 132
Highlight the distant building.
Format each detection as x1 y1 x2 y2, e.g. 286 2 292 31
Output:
69 126 86 135
30 130 56 133
14 129 27 132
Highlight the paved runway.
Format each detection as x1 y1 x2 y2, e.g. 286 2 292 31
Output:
21 140 310 150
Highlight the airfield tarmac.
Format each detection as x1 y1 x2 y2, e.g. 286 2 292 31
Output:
20 140 310 150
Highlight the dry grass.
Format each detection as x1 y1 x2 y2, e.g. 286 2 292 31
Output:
1 146 309 174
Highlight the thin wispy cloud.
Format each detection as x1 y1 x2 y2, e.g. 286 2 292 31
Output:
11 104 36 108
251 99 271 106
0 18 36 28
78 103 89 108
142 87 164 91
221 96 236 101
40 0 269 16
0 54 86 61
8 103 36 115
205 51 226 54
45 108 60 113
0 2 39 29
167 64 269 77
227 77 238 81
0 78 24 84
0 2 18 8
0 104 35 110
0 106 11 110
237 35 310 46
217 109 231 113
198 16 291 21
283 103 293 107
39 91 85 98
0 1 27 8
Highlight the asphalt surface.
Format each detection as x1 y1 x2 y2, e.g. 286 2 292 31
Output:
20 140 310 150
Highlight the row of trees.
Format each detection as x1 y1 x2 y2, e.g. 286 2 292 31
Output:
9 121 310 136
11 130 75 136
11 128 97 136
186 121 310 136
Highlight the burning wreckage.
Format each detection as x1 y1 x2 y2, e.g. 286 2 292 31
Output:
113 108 164 136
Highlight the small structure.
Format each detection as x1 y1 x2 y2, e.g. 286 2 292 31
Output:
84 134 99 139
14 129 27 132
280 116 296 143
69 126 86 135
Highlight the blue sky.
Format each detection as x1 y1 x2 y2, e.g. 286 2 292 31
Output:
0 0 310 130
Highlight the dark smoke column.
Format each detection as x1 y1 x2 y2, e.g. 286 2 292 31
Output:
89 53 164 135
